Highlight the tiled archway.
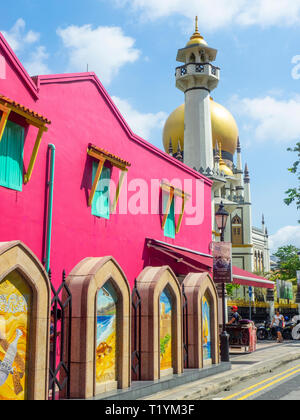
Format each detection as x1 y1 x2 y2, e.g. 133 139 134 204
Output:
137 266 183 381
183 273 220 369
66 256 131 399
0 241 51 400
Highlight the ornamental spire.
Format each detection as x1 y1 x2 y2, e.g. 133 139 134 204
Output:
244 163 250 183
168 138 173 156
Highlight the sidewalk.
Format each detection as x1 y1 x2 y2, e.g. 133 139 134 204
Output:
141 341 300 400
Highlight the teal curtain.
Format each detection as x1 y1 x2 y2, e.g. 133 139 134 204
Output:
163 193 175 239
0 120 24 192
92 161 111 220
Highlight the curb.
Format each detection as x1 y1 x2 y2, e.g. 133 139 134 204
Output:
182 350 300 400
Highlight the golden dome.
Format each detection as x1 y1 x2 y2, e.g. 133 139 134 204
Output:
163 98 239 158
186 33 208 47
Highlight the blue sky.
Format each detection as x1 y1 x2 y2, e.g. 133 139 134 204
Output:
1 0 300 252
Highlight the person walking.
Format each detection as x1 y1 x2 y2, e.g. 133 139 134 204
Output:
271 309 285 343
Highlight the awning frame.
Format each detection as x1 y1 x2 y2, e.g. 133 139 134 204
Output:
87 145 130 211
161 182 190 234
0 100 50 184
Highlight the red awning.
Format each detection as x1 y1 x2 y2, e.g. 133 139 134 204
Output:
147 239 213 271
233 266 274 289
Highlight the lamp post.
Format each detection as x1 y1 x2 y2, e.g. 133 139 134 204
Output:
215 201 230 363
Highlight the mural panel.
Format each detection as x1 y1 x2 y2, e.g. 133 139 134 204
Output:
0 271 32 400
202 296 211 361
96 282 117 384
160 289 172 371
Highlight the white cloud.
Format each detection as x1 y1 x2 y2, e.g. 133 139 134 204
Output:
112 96 167 140
57 25 141 85
1 18 40 52
111 0 300 30
24 46 50 76
269 225 300 252
229 94 300 143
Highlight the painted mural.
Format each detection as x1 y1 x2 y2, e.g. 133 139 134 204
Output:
160 289 172 371
0 271 31 400
202 296 211 361
96 282 117 384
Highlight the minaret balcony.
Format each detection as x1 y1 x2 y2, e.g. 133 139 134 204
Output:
176 63 220 92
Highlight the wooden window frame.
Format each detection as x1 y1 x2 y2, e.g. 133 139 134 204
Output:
0 103 49 185
87 146 130 214
161 182 190 235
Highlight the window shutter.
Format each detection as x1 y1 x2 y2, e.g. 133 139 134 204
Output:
91 161 111 220
0 120 24 191
163 193 175 239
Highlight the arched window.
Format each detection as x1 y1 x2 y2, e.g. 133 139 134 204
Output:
231 215 243 245
159 287 173 374
202 295 212 363
96 281 118 385
189 53 196 63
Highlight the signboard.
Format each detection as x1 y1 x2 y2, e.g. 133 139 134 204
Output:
213 242 232 284
297 271 300 286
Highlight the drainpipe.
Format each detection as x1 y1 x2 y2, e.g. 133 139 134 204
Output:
45 144 55 273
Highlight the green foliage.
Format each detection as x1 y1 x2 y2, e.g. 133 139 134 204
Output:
284 142 300 223
274 245 300 280
160 334 171 356
226 283 241 298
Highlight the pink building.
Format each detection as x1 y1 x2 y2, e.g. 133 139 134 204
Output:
0 34 222 401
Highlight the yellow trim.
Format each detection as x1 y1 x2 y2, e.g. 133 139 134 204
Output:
87 149 128 171
0 105 11 143
161 182 191 200
24 125 48 184
161 182 190 234
88 158 106 207
232 244 253 248
176 196 188 234
162 189 175 230
111 169 128 213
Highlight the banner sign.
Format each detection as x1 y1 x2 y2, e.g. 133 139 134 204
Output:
297 271 300 286
213 242 232 284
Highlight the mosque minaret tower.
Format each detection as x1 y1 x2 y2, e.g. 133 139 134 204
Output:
175 17 220 173
162 19 270 275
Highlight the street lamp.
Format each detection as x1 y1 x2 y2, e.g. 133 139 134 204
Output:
215 201 230 363
215 202 229 242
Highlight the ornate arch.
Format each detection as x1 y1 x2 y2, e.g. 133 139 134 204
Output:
137 266 183 381
0 241 51 400
183 273 220 369
66 256 131 399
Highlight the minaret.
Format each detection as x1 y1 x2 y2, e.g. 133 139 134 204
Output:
175 17 220 173
243 163 254 270
236 138 244 198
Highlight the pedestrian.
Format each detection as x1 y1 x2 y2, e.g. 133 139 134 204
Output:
271 309 285 343
228 306 242 325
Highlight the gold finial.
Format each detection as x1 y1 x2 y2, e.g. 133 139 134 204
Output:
195 16 199 33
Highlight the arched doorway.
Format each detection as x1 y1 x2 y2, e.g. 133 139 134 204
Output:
0 241 51 400
96 281 118 387
137 266 183 381
159 287 173 376
183 273 219 369
66 256 131 399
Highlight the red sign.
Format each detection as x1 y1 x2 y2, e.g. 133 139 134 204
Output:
213 242 232 284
